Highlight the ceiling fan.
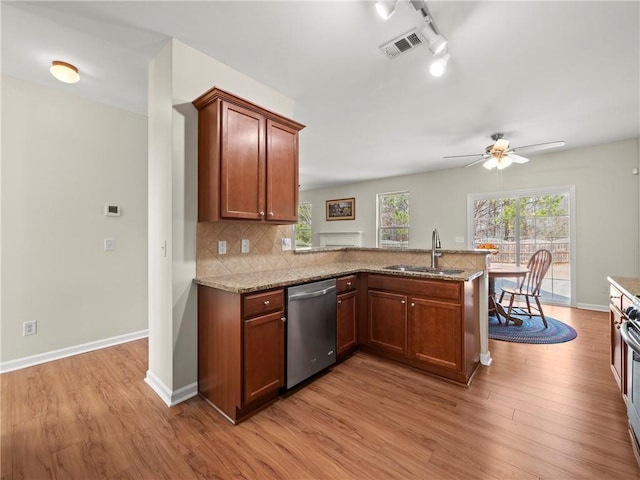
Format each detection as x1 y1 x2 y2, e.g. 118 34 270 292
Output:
444 133 566 170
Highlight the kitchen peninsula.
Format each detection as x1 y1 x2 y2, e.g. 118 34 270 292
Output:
196 246 490 423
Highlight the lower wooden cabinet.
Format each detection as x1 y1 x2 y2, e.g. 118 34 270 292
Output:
610 284 629 399
198 285 284 423
337 290 358 355
368 290 407 355
408 297 461 371
364 274 480 384
243 311 285 403
336 275 359 357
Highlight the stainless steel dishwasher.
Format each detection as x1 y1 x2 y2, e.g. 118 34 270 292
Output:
286 278 337 389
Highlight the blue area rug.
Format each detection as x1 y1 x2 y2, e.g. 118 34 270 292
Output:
489 311 577 344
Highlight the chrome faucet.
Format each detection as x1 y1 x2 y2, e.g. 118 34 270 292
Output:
431 229 442 269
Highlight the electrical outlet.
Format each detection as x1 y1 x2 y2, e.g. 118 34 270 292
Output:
455 236 465 243
218 240 227 255
241 239 250 254
282 238 292 251
104 238 115 251
23 320 37 336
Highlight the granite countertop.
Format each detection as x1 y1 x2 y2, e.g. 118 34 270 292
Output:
608 276 640 300
196 262 485 294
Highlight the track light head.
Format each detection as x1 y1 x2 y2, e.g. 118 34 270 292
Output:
429 53 450 77
375 0 398 20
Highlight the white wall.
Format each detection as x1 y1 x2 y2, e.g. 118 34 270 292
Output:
301 139 640 308
1 75 148 367
145 39 296 404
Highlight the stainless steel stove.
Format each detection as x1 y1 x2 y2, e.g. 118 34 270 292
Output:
620 296 640 464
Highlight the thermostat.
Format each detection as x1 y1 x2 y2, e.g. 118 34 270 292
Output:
104 205 121 216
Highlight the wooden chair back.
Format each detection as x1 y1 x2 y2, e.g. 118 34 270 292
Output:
518 249 553 296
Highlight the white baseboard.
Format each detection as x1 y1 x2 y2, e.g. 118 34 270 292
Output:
0 329 149 374
575 303 609 312
145 370 198 407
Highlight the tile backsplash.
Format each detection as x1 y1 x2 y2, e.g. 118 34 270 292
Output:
197 222 489 279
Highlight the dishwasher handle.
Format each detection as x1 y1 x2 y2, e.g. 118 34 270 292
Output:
288 285 336 301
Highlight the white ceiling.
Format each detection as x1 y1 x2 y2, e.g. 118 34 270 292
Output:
2 1 639 190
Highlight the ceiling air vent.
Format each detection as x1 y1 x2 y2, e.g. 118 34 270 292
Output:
379 28 426 59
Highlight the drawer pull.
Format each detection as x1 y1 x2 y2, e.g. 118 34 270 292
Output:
411 302 415 307
338 300 342 305
281 317 286 323
269 212 274 217
401 300 406 304
346 281 352 287
263 300 270 306
259 211 265 217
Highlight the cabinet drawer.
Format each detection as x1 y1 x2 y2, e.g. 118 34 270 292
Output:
243 289 284 318
337 275 358 293
368 274 461 302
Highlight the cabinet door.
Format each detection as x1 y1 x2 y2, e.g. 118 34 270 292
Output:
610 304 625 391
243 311 284 404
220 101 265 220
337 290 357 354
265 119 299 222
368 290 407 355
409 297 461 371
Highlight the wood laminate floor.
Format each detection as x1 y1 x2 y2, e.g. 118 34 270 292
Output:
2 305 639 479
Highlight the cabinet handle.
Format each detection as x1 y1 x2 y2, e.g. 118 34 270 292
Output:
411 303 415 308
269 212 274 217
263 300 270 306
281 317 286 323
259 211 265 217
346 282 352 287
338 300 342 305
401 300 406 304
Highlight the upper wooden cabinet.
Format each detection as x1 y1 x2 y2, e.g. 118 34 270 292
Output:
193 88 305 223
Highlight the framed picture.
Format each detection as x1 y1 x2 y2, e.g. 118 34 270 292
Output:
326 197 355 221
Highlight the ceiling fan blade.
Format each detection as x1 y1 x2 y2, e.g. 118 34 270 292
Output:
463 157 488 168
508 153 529 164
444 153 486 159
511 141 566 154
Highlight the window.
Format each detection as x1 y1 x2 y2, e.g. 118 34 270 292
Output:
295 202 312 250
377 191 409 248
469 187 574 305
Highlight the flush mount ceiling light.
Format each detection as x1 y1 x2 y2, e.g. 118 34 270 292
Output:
375 0 399 20
50 60 79 84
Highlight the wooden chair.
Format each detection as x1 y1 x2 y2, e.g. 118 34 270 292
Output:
499 249 553 327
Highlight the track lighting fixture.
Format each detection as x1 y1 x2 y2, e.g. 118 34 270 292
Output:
375 0 398 20
429 52 450 77
420 23 447 56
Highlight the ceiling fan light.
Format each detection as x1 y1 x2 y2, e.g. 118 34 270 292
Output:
429 53 450 77
50 60 79 84
375 0 397 20
496 156 513 170
494 138 509 151
483 157 498 170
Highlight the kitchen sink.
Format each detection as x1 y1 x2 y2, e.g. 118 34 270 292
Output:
384 265 464 275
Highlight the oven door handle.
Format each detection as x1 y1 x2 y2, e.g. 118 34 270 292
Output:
620 321 640 355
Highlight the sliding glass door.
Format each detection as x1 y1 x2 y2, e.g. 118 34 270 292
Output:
470 187 574 305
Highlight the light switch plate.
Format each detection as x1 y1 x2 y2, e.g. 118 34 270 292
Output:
218 240 227 255
455 236 465 243
104 238 115 251
241 239 250 253
282 238 292 251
